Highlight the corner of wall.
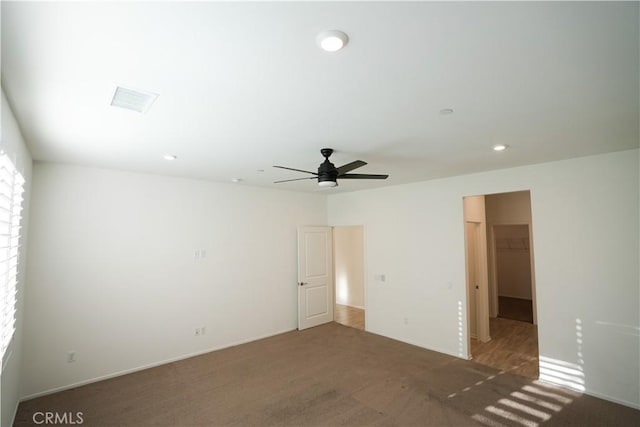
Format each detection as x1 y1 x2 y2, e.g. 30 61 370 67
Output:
1 87 34 427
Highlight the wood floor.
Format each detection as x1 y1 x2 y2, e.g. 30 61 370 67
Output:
15 322 640 426
334 304 365 330
334 304 537 380
334 304 538 380
471 317 539 379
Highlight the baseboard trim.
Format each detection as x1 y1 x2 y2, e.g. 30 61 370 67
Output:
498 294 532 301
20 327 297 402
368 329 640 410
10 400 20 427
335 303 365 310
20 326 640 412
365 328 462 360
338 303 364 310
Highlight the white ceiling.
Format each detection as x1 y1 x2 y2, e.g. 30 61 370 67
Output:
2 1 638 193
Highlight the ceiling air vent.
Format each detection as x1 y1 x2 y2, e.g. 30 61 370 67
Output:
110 86 158 113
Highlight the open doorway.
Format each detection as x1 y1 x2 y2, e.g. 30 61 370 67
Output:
464 191 539 379
333 226 365 330
494 224 534 323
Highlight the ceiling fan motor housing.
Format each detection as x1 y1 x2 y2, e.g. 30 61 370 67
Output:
318 158 338 183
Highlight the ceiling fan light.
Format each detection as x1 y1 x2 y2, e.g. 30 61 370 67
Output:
318 180 337 188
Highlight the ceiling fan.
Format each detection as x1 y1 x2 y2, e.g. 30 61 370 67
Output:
273 148 389 188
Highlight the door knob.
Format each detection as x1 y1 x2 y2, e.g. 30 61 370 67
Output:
299 282 308 286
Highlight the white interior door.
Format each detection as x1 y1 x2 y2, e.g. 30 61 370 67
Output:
298 226 334 330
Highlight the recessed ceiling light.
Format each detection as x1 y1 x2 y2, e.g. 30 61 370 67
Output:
317 30 348 52
493 144 508 152
440 108 454 115
231 178 243 183
163 154 177 160
111 86 159 113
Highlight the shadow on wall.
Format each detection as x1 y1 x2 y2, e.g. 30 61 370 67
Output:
537 319 585 392
540 318 640 398
450 318 640 426
455 318 640 426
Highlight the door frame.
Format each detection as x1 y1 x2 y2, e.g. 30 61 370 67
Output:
297 225 369 330
463 195 491 353
464 220 490 345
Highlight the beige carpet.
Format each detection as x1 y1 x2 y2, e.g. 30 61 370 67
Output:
14 322 640 426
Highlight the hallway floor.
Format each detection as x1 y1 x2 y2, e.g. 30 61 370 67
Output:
335 304 365 330
471 317 538 379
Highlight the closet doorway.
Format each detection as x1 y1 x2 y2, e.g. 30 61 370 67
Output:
493 224 534 323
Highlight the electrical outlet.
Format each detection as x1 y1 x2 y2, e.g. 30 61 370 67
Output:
201 326 206 335
67 351 76 363
403 318 409 325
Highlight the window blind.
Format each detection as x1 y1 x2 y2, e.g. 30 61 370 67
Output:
0 152 25 360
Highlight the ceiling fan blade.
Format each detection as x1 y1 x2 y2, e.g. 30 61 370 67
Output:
273 177 317 184
273 165 317 175
336 160 367 174
339 173 389 180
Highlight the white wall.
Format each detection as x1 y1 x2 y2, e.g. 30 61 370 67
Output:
21 164 326 398
494 224 532 300
328 149 639 408
0 90 33 426
333 226 364 308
